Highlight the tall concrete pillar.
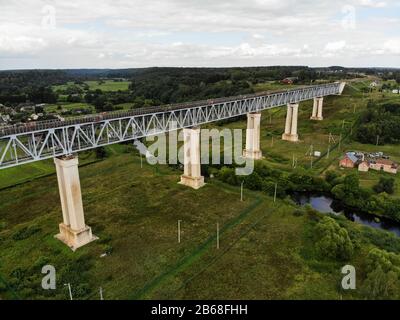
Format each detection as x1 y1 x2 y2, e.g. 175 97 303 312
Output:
243 112 262 160
282 103 299 142
310 97 323 121
54 155 97 251
179 127 205 189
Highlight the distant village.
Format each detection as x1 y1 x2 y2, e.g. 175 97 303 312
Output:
0 102 94 129
0 103 66 128
340 151 398 174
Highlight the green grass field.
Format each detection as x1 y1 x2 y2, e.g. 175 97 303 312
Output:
53 80 130 92
84 80 130 92
44 102 95 114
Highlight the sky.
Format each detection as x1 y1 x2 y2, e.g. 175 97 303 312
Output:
0 0 399 69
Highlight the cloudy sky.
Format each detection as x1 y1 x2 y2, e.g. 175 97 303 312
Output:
0 0 399 69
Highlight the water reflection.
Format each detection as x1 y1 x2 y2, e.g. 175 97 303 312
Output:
292 193 400 236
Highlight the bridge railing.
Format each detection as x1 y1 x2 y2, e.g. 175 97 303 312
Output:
0 82 339 138
0 82 343 169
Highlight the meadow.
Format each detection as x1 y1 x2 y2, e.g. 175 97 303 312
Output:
53 80 130 92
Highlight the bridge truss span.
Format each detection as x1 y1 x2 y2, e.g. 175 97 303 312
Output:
0 82 344 169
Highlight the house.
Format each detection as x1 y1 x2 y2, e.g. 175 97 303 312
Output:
281 77 297 85
369 81 379 88
340 152 359 168
0 114 11 125
369 159 398 174
358 161 369 172
19 104 35 112
393 89 399 94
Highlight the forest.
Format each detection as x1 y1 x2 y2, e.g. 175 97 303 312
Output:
0 66 371 107
355 101 400 145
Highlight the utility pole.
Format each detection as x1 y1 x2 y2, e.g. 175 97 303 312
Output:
240 180 244 202
274 183 277 203
271 136 274 147
99 287 104 300
65 283 73 300
376 135 380 146
216 223 220 249
178 220 182 243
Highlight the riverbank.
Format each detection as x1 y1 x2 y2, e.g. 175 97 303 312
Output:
292 192 400 236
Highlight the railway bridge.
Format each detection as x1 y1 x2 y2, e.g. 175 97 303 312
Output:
0 82 346 250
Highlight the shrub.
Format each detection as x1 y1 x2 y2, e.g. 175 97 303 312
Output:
361 248 400 299
373 177 395 194
314 216 354 260
12 225 41 241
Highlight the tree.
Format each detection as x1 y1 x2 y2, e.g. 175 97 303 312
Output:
395 72 400 85
361 266 400 299
217 166 238 186
325 170 339 185
314 216 354 260
95 147 108 159
373 177 395 194
361 248 400 299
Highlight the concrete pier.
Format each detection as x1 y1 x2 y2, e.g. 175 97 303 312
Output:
243 112 262 160
179 127 205 189
54 155 97 251
282 103 299 142
310 97 323 121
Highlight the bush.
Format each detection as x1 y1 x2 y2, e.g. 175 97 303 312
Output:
314 216 354 260
12 225 41 241
325 170 339 185
361 248 400 299
373 177 395 194
95 147 108 159
292 208 304 217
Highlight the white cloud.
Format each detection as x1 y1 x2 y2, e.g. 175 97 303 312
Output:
355 0 387 8
324 41 347 52
0 0 398 68
383 39 400 55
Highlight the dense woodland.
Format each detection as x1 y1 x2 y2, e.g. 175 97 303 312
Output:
355 101 400 145
0 66 392 107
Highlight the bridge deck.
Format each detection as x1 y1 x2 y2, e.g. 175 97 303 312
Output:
0 82 345 169
1 83 336 137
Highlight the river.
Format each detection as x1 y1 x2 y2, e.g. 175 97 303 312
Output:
292 193 400 236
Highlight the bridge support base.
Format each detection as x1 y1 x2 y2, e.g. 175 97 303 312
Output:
282 103 299 142
243 112 262 160
179 128 205 189
310 97 323 121
54 156 97 251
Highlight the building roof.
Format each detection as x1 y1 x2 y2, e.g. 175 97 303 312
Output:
375 159 398 167
345 152 358 163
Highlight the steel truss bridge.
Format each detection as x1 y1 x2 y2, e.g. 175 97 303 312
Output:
0 82 344 169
